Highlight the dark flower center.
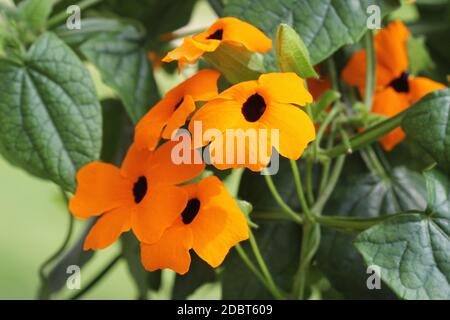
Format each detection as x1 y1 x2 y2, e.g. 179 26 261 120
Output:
389 72 410 93
242 93 267 122
207 29 223 40
181 198 201 224
174 98 184 111
133 176 147 204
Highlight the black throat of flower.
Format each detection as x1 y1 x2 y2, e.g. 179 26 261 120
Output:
207 29 223 40
389 72 410 93
133 176 148 204
181 198 201 224
242 93 267 122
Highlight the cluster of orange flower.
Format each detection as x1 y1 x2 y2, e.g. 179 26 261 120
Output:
69 18 445 275
342 20 445 150
69 18 315 275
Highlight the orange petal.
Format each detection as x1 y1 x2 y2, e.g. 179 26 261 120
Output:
189 99 251 147
189 176 249 267
261 102 316 160
258 73 313 106
162 37 208 68
375 20 410 82
174 69 220 101
342 21 410 92
132 185 188 244
213 17 272 52
342 50 395 92
216 80 258 103
408 77 446 104
162 95 196 140
372 88 410 151
191 33 222 52
140 225 193 275
207 123 272 172
120 143 154 179
83 207 131 250
135 95 182 151
146 141 205 186
70 163 132 219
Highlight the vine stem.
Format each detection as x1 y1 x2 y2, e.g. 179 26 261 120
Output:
70 253 122 300
38 189 75 300
235 244 268 288
263 170 303 224
47 0 104 28
293 222 320 299
364 30 376 111
289 160 314 221
247 229 284 300
325 111 406 158
312 155 346 215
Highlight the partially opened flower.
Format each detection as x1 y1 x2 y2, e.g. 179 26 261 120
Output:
342 20 445 151
140 176 249 274
135 69 220 151
162 17 272 69
69 141 205 250
189 72 315 171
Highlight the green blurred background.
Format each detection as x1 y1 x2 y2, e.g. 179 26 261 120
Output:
0 0 220 300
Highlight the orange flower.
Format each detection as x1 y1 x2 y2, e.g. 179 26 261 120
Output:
189 73 315 171
342 20 445 151
162 17 272 69
69 141 205 250
135 69 220 151
140 176 249 274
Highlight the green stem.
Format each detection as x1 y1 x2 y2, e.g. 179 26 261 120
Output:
247 229 284 300
47 0 104 28
316 214 396 233
263 171 303 224
318 123 337 195
362 146 388 180
312 155 346 215
325 110 406 158
293 222 320 299
326 57 339 91
38 190 75 300
305 154 315 205
290 160 314 221
235 244 271 291
70 253 122 300
314 104 342 155
364 30 376 111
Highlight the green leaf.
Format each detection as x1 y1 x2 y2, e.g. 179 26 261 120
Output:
224 0 399 67
317 161 426 299
172 253 216 300
101 0 197 38
407 35 435 74
17 0 52 31
275 23 318 79
402 88 450 174
80 24 160 123
354 169 450 299
121 232 161 299
55 18 125 46
222 221 301 299
0 32 102 192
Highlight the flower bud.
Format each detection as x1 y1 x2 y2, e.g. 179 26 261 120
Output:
276 24 318 79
